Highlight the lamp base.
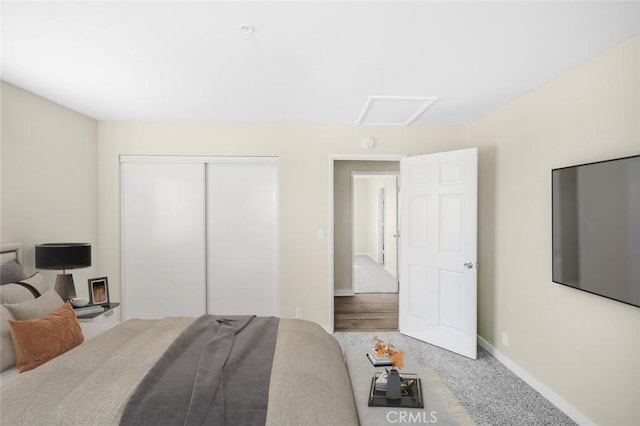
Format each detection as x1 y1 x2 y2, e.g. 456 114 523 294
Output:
54 274 77 301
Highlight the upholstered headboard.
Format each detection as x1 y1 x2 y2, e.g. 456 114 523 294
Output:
0 242 23 267
1 242 26 381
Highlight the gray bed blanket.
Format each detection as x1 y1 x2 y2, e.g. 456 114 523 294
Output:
120 315 279 426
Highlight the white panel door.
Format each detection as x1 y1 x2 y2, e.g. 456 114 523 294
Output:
207 160 278 316
121 161 206 319
399 148 478 359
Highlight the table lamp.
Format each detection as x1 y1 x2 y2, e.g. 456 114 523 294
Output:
35 243 91 301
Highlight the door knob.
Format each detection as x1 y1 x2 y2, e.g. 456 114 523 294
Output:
464 261 474 269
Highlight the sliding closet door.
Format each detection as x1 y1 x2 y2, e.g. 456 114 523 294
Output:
206 159 278 316
121 160 206 319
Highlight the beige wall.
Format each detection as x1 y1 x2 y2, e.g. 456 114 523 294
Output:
468 35 640 425
98 126 465 324
1 82 99 297
352 178 369 255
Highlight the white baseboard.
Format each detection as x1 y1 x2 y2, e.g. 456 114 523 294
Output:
477 336 595 426
334 289 354 297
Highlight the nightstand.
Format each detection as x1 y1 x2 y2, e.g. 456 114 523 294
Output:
76 303 120 341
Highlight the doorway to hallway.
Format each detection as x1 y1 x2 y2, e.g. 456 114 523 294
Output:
332 159 400 332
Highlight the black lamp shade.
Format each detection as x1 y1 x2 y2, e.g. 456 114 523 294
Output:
35 243 91 271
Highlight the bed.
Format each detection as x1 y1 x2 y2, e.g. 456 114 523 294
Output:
0 243 359 425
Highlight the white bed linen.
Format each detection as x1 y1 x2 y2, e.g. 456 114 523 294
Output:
0 367 19 387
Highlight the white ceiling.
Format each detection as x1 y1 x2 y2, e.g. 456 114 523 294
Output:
2 1 640 125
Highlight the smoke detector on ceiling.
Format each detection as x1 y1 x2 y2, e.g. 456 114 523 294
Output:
239 24 254 34
361 137 375 150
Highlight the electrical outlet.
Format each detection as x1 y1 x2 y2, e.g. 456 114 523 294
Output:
295 308 304 319
501 331 509 347
317 228 325 240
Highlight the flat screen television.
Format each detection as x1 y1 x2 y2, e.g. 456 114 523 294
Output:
552 154 640 309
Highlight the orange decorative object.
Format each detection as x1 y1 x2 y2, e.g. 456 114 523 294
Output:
373 336 405 370
9 302 84 372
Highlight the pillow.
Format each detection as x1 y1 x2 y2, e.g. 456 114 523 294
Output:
1 260 26 285
9 302 84 372
4 290 64 320
0 306 17 372
0 284 36 305
19 272 51 296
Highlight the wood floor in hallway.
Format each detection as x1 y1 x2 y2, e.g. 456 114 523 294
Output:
334 293 398 331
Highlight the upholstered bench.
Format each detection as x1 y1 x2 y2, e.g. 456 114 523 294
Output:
344 346 473 426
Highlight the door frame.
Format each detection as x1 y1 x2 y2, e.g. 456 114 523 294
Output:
328 154 405 333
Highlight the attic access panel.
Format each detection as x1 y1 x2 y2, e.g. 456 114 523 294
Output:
356 96 439 126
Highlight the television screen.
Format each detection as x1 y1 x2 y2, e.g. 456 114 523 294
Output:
552 154 640 308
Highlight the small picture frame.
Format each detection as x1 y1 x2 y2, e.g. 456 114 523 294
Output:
88 277 110 307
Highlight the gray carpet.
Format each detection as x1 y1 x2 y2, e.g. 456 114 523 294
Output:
354 254 398 293
334 331 577 426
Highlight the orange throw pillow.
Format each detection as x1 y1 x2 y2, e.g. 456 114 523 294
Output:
9 302 84 372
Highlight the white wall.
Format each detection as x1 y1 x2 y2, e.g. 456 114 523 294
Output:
365 180 379 260
468 35 640 425
1 82 99 297
352 178 369 255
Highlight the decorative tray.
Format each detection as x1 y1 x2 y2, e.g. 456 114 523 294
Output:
368 372 424 408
